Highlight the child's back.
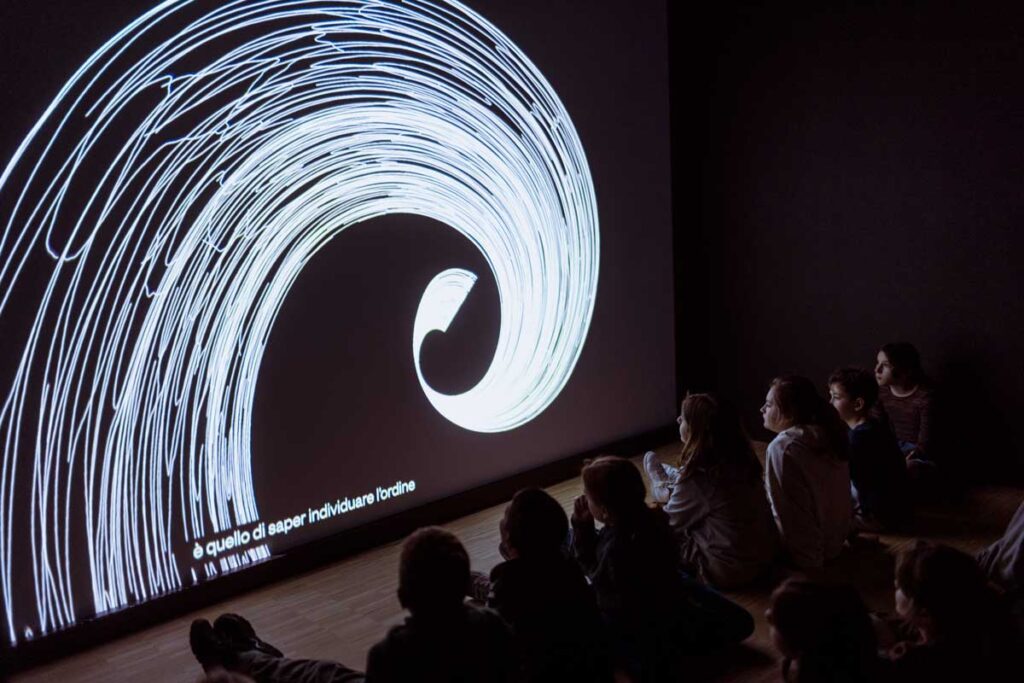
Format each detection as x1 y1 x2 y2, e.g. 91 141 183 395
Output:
653 394 780 588
666 468 779 587
489 553 612 683
766 425 851 568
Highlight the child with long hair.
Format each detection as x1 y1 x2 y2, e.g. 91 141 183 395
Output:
761 376 851 569
645 394 779 587
766 579 881 682
873 342 936 466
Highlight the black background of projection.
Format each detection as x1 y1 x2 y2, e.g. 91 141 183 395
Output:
0 0 673 641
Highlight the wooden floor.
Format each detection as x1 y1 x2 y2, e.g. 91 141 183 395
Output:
12 441 1024 682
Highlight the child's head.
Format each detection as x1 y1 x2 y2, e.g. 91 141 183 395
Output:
894 541 998 641
763 377 847 457
827 367 878 425
766 579 877 682
875 342 922 388
678 392 715 446
500 488 567 560
763 376 818 432
679 393 761 482
398 527 470 616
581 456 648 525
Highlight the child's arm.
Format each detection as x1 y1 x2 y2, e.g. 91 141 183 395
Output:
765 442 824 568
570 494 599 574
663 477 712 532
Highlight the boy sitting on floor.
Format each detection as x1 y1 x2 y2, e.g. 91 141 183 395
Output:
828 367 910 532
190 527 520 682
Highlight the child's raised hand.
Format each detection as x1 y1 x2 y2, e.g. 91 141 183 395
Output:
572 494 593 526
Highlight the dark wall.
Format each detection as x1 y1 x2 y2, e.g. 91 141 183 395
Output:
674 2 1024 480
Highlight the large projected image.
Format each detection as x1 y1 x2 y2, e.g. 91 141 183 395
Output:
0 0 672 650
0 0 596 645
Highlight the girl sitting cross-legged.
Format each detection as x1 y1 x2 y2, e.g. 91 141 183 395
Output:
644 393 779 588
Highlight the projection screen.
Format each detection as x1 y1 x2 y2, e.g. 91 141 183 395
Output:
0 0 673 647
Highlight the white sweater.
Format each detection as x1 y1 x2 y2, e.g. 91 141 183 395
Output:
765 426 851 568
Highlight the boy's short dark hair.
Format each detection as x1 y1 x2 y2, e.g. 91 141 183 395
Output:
828 367 879 410
398 527 470 615
504 488 568 558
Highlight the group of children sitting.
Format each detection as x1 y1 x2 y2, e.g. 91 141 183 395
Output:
189 342 1024 682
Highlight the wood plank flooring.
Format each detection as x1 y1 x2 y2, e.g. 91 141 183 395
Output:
12 441 1024 682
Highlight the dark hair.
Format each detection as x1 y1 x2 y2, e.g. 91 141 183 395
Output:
828 367 879 410
398 527 470 615
880 342 924 384
895 541 1010 646
503 488 568 558
679 393 762 484
769 579 879 682
770 375 848 459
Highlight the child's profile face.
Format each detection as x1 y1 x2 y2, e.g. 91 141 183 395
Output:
676 406 690 443
761 387 787 433
875 351 894 386
828 383 861 424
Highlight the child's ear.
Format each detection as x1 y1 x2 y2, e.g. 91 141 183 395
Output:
854 398 865 413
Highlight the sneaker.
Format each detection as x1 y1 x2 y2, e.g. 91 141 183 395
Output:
643 451 666 485
190 618 235 670
214 613 283 657
643 451 673 503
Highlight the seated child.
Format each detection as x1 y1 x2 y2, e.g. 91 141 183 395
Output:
191 527 519 683
486 488 613 683
828 367 910 531
644 393 779 588
762 376 852 569
873 342 936 467
571 456 753 681
880 541 1015 678
766 578 881 682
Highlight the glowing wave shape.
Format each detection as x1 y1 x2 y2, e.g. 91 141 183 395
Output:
0 0 598 644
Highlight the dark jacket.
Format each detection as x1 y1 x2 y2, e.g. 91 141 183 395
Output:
571 510 682 629
848 419 910 525
365 603 519 683
488 554 614 683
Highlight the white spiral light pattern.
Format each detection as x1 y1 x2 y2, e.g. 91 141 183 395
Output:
0 0 598 644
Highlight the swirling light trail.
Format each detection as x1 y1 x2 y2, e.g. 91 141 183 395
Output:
0 0 598 644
